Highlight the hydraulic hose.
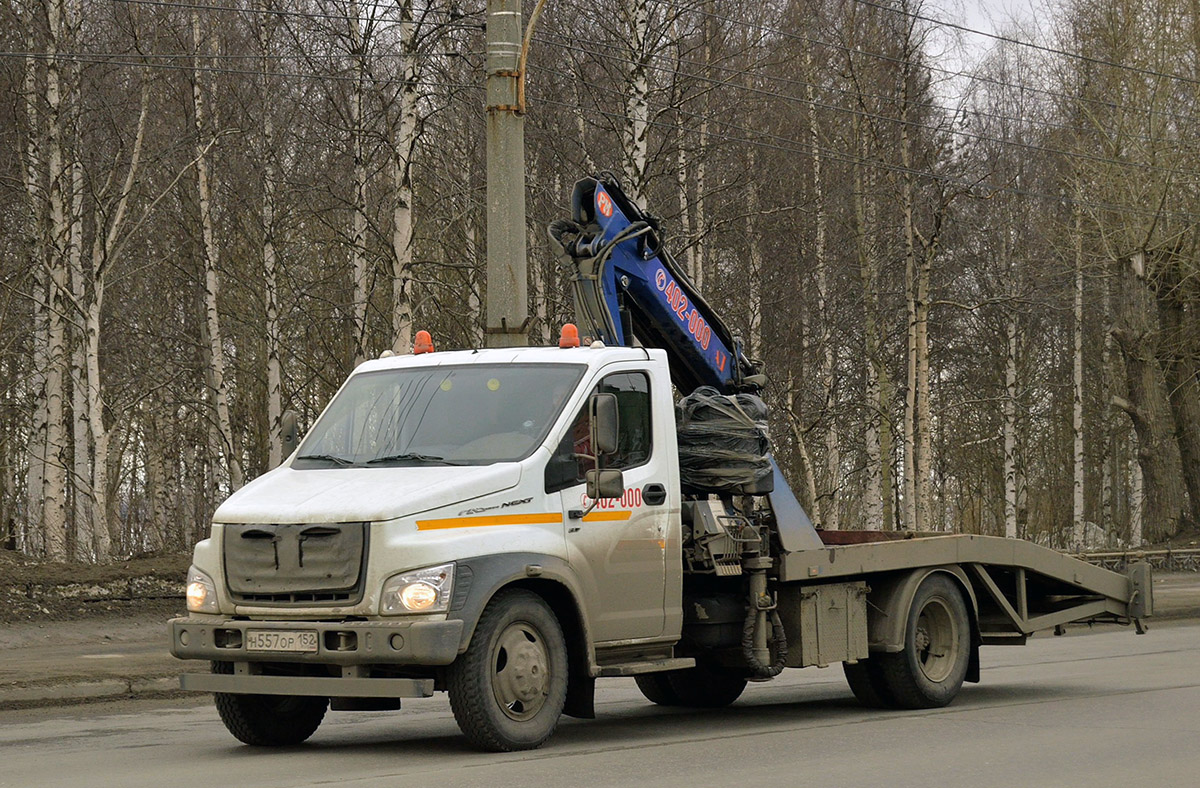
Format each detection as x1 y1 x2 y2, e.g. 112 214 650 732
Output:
742 605 787 679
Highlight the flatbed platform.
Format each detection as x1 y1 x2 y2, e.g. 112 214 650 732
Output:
779 532 1152 637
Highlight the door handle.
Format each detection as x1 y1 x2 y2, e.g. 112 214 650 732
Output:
643 483 667 506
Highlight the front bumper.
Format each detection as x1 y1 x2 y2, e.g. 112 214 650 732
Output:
179 671 436 698
169 616 464 667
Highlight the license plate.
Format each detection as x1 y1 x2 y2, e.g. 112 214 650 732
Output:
246 629 319 653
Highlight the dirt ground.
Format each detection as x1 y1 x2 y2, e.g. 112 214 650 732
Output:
0 550 189 586
0 550 189 625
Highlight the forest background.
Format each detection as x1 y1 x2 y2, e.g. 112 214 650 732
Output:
3 0 1199 564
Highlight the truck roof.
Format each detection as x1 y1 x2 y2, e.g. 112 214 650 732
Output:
352 343 664 376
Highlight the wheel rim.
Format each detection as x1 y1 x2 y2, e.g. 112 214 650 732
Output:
491 620 551 721
914 596 959 683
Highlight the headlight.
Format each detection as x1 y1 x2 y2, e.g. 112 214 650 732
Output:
186 566 219 613
381 563 455 615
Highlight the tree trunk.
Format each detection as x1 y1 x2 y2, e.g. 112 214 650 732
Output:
692 120 707 291
854 120 883 531
192 9 243 492
1004 309 1020 539
388 0 417 354
786 374 821 518
464 216 484 347
88 67 146 560
675 131 694 285
915 234 932 531
1072 203 1085 550
622 0 650 209
42 0 71 560
85 284 111 560
672 30 695 286
141 411 164 553
744 147 763 361
69 158 92 560
1112 252 1184 542
350 0 370 364
901 143 919 532
1157 266 1200 528
1100 254 1118 541
259 10 283 470
1130 452 1143 546
806 48 838 531
22 42 47 557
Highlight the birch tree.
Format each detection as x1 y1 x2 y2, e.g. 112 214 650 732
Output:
192 8 243 492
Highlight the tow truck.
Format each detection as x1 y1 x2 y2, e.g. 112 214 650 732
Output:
170 173 1152 752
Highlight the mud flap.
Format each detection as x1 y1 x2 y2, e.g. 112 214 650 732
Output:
564 673 595 719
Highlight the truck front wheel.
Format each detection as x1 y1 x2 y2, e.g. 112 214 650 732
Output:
212 664 328 746
447 589 568 752
877 574 971 709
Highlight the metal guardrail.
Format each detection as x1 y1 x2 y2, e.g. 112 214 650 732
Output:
1076 548 1200 573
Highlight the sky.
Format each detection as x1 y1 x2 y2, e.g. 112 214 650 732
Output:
923 0 1049 99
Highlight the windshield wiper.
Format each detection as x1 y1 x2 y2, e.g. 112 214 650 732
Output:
296 453 356 466
365 452 461 466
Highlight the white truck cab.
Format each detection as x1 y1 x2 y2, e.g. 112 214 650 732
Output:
172 343 687 749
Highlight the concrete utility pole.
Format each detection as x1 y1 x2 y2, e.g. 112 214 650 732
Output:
484 0 529 347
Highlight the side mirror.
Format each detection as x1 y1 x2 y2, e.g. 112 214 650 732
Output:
280 410 299 461
589 393 619 458
586 469 625 501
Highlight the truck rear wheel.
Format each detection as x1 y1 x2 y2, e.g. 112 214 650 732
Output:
842 659 896 709
634 673 682 706
447 589 568 752
658 664 746 708
211 664 328 746
877 574 971 709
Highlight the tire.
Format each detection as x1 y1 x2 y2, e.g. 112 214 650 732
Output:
877 574 971 709
663 663 747 708
447 589 568 752
634 673 682 706
842 659 896 709
211 663 328 746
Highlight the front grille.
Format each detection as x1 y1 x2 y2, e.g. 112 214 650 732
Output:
224 522 368 607
232 591 358 605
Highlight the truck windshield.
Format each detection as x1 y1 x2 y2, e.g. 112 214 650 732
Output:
295 363 586 467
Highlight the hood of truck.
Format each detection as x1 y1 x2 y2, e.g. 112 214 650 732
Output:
212 463 523 524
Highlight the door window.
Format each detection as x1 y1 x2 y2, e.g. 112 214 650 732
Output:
545 371 651 492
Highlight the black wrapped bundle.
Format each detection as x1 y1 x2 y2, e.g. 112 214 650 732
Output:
676 386 773 494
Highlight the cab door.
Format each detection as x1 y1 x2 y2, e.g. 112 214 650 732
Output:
547 369 668 643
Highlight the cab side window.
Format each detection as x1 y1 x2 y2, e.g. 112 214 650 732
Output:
544 371 652 492
603 372 651 469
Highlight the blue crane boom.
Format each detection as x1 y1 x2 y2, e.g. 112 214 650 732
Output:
550 173 821 552
549 173 763 395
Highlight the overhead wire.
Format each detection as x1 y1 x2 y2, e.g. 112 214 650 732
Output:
1 50 479 88
6 40 1192 181
8 0 1197 220
531 93 1200 223
847 0 1200 89
76 0 1200 128
532 36 1200 179
561 34 1175 149
108 0 485 26
644 0 1200 128
5 48 1194 204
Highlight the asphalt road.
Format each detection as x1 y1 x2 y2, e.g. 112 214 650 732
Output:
1 621 1196 788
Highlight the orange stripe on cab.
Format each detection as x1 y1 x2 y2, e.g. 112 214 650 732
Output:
581 511 633 522
416 512 564 531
